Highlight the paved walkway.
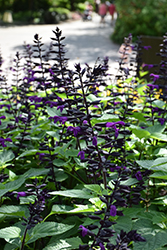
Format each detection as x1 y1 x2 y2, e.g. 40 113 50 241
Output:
0 13 120 73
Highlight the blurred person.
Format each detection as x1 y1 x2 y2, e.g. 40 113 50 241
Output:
95 0 100 13
83 2 93 21
108 1 116 23
98 1 107 24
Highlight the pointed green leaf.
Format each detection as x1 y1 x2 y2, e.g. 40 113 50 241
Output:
136 160 154 169
49 189 93 199
146 124 166 134
27 222 74 244
52 204 94 214
151 133 167 141
0 205 26 217
131 128 150 139
0 150 15 168
0 226 21 239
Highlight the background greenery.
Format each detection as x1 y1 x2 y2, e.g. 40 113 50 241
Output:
112 0 167 44
0 0 94 24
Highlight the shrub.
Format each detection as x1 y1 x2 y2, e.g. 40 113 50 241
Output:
112 0 167 44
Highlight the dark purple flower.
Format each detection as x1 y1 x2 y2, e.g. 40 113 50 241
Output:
158 118 165 125
149 74 160 82
36 152 45 161
99 242 105 250
57 105 64 112
131 45 135 50
92 136 97 146
135 171 142 181
0 138 12 147
110 166 121 172
17 191 26 200
144 64 154 69
79 225 88 237
152 107 159 113
110 205 117 216
49 68 54 75
78 151 85 160
29 96 42 103
45 101 58 108
67 126 81 137
0 116 6 119
83 120 88 124
49 116 67 124
114 101 120 105
106 121 125 127
106 121 125 138
143 45 151 50
0 104 11 110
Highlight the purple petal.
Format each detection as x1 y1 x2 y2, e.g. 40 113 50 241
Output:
99 242 105 250
79 225 88 237
135 171 142 181
92 136 97 146
78 151 85 160
110 205 117 216
17 191 26 200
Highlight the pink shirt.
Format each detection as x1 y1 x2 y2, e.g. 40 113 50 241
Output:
98 3 107 16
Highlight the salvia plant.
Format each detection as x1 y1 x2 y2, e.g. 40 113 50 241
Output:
0 27 167 250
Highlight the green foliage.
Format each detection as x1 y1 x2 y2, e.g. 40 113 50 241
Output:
112 0 167 43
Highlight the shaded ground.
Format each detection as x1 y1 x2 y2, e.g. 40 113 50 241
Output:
0 13 120 73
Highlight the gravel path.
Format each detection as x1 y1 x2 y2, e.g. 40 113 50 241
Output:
0 13 120 73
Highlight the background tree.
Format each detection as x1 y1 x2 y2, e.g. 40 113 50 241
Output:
112 0 167 44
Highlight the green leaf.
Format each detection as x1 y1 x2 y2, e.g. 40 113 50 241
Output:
134 231 167 250
51 205 74 214
152 100 165 108
136 160 154 169
84 184 102 193
146 124 166 134
43 237 83 250
114 216 132 232
51 204 94 214
131 128 150 139
151 133 167 141
53 159 67 167
121 178 139 186
27 222 74 244
0 176 25 197
0 150 15 168
150 171 167 179
23 168 48 179
46 106 61 117
16 149 38 159
65 149 79 157
0 205 26 217
131 112 146 122
49 189 93 199
43 239 71 250
46 131 60 141
4 242 19 250
0 226 21 239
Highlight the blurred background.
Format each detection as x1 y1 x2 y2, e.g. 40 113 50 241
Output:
0 0 167 44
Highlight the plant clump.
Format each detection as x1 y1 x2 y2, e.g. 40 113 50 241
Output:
0 28 167 250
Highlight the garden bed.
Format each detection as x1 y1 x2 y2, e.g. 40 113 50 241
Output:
0 29 167 250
